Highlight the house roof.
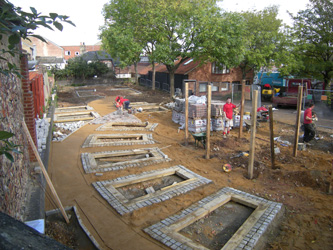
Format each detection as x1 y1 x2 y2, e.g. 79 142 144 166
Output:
37 56 64 64
138 58 200 75
80 51 113 62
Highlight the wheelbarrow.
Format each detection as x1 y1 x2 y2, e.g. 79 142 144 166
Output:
190 131 206 149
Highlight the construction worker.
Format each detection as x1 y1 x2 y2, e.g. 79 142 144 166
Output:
223 97 240 138
303 103 316 143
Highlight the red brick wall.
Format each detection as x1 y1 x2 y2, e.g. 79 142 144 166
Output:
188 62 254 96
62 44 101 60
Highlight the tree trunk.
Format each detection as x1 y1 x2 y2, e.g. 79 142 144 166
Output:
152 62 156 90
134 61 138 85
169 70 175 97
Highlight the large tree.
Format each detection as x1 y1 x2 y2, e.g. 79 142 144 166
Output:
290 0 333 87
239 6 287 80
101 0 245 96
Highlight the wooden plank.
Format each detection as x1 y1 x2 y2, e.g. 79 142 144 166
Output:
248 90 258 179
160 178 197 191
269 107 276 169
96 150 151 158
293 85 303 157
239 80 246 138
22 120 70 224
206 85 211 159
185 82 189 146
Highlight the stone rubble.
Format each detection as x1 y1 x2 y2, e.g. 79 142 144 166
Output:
52 121 86 142
35 118 50 154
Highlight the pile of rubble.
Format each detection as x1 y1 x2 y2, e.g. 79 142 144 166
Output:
52 121 86 141
36 118 50 154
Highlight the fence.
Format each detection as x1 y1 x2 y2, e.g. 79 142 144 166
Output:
306 88 333 109
140 78 169 93
29 72 45 118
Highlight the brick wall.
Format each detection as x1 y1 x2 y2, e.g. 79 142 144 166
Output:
0 35 35 221
62 44 101 60
25 36 64 58
188 62 254 96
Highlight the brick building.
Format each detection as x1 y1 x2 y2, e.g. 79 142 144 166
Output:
22 36 64 59
62 42 101 61
139 58 254 96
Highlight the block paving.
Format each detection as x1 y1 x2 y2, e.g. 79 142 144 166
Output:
92 165 212 215
144 187 283 250
81 147 170 173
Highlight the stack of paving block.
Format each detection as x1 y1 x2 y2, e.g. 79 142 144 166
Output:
188 103 207 119
172 109 181 123
211 102 225 117
172 99 185 123
211 117 224 131
233 114 251 127
188 118 212 133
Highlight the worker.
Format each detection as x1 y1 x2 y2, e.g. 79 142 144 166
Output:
118 96 130 110
223 97 240 138
303 103 316 143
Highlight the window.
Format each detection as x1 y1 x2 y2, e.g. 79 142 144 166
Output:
199 82 208 92
221 82 229 91
65 51 71 56
75 51 79 56
212 85 219 92
212 62 230 74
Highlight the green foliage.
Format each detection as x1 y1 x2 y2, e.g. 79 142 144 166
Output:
289 0 333 86
52 58 111 80
101 0 246 96
0 0 75 76
237 6 293 80
0 131 21 162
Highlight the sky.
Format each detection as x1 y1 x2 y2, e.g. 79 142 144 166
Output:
10 0 310 46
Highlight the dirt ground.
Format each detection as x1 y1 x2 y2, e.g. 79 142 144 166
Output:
47 83 333 250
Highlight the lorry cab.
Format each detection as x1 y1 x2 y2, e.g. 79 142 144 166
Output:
272 79 312 108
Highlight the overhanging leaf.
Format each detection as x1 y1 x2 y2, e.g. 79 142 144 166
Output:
0 131 14 140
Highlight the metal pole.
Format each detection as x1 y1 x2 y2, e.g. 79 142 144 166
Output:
206 85 211 159
269 107 276 169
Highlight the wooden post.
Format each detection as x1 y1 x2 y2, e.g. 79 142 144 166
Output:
293 86 303 157
185 82 189 146
269 107 275 169
206 84 211 159
248 90 258 179
239 80 246 138
22 120 70 224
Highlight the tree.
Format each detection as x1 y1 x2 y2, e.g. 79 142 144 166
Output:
101 0 246 97
239 6 287 80
100 0 144 85
290 0 333 86
0 0 75 76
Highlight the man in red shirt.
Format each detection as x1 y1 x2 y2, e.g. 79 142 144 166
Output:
119 96 130 110
303 103 316 143
223 97 240 138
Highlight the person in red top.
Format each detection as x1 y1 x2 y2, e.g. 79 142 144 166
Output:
303 103 316 143
118 96 130 110
223 97 240 138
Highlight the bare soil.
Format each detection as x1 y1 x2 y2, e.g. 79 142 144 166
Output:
47 83 333 250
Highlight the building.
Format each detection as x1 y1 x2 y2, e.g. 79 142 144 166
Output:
139 58 254 96
62 42 101 61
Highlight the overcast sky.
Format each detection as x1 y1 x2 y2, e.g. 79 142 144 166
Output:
10 0 310 46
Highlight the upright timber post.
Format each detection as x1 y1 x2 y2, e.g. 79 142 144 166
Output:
248 90 258 179
185 82 189 146
206 84 211 159
22 120 70 224
293 85 303 157
239 80 246 138
269 107 275 169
